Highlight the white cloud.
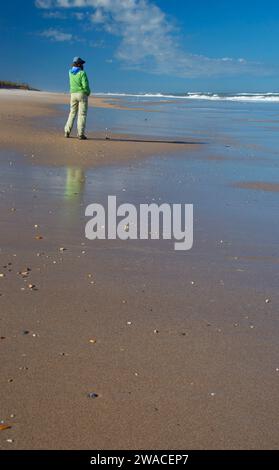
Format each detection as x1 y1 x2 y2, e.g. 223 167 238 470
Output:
91 9 106 24
35 0 266 77
40 28 73 41
35 0 54 8
72 12 86 20
43 11 67 18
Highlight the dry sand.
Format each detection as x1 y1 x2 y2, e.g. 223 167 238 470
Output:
0 91 279 450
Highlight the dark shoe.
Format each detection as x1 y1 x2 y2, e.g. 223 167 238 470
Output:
78 135 88 140
65 132 70 138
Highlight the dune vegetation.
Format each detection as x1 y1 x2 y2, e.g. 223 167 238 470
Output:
0 80 39 90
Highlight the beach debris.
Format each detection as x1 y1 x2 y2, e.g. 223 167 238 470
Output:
153 329 159 334
35 235 43 240
87 392 99 399
18 268 31 277
59 247 67 252
127 321 132 326
19 269 30 277
265 298 271 304
6 439 14 443
0 273 5 278
210 392 216 397
0 424 11 432
23 330 30 335
28 284 36 290
89 339 97 344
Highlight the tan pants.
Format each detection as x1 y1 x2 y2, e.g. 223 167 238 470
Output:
65 93 88 137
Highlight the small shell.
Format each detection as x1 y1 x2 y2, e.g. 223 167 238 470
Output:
0 424 11 431
87 392 99 399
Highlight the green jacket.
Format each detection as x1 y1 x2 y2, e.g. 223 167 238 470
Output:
69 69 91 96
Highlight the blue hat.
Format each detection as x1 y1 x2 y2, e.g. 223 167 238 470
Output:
73 56 85 65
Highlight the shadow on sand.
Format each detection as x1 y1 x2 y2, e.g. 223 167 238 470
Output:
85 137 206 145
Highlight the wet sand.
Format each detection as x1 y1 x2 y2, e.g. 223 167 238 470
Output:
233 181 279 192
0 91 279 450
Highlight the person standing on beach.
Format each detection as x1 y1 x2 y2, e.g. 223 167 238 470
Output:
64 57 91 140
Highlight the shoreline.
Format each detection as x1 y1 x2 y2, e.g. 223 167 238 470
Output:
0 90 201 169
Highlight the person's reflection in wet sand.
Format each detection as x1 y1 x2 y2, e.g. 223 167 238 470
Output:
58 167 87 236
64 168 86 200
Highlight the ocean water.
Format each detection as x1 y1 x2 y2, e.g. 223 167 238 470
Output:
54 95 279 190
82 94 279 160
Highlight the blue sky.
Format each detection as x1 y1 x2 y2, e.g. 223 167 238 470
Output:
1 0 279 92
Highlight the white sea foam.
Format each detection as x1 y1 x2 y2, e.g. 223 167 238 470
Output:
95 92 279 103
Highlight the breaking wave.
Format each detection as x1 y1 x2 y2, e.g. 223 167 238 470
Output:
95 92 279 103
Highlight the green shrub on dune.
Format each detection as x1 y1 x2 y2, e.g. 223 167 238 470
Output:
0 80 39 90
